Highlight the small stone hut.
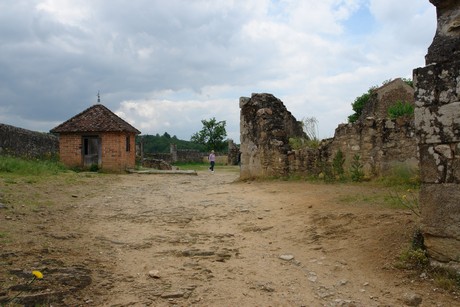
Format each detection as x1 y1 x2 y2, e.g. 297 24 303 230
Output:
359 78 414 121
50 104 140 172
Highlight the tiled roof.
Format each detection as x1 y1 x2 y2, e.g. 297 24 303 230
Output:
50 104 141 134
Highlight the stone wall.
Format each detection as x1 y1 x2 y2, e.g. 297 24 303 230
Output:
227 139 240 165
239 91 417 180
239 93 306 179
0 123 59 159
321 118 417 177
413 0 460 267
146 144 204 164
359 78 415 121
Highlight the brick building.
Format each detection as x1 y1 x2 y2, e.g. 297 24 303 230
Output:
50 104 140 172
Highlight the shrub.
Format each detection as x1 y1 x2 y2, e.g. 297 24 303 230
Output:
350 154 364 182
289 137 320 150
388 100 414 119
348 87 376 123
332 149 345 180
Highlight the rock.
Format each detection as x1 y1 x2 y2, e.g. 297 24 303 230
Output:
0 203 7 209
161 291 185 299
337 279 348 286
279 254 294 261
402 293 422 306
307 272 317 283
148 270 160 279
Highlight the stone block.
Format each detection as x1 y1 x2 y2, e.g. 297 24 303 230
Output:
415 102 460 144
421 183 460 262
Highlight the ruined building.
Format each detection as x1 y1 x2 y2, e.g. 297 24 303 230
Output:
240 81 417 180
239 93 305 179
321 78 417 177
413 0 460 267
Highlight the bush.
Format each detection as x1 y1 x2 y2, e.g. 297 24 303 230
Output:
348 87 376 123
388 101 414 119
350 154 364 182
332 149 345 180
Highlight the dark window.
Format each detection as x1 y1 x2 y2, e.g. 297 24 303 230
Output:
126 135 131 152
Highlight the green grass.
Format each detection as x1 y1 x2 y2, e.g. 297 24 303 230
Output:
0 155 68 176
173 162 240 173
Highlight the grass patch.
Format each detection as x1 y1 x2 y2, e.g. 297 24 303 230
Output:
0 155 68 176
173 162 240 173
378 164 420 190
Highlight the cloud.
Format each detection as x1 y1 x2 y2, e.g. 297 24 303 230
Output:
0 0 436 142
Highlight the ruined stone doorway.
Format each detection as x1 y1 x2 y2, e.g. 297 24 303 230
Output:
82 136 101 167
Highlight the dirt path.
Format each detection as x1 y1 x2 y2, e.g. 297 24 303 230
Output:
1 170 459 306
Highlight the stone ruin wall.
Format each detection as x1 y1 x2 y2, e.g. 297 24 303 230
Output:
320 118 418 177
0 123 59 159
413 0 460 267
240 92 418 180
239 93 305 179
359 78 415 121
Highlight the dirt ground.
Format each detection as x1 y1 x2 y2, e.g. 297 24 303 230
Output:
0 169 459 306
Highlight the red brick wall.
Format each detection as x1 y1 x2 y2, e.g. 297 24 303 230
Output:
58 133 82 167
100 132 136 171
58 132 137 172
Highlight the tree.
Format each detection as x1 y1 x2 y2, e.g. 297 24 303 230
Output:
348 88 375 123
190 117 227 151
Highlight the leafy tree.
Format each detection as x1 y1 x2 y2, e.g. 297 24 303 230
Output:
348 89 375 123
190 117 227 152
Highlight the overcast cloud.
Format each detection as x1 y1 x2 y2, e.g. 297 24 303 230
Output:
0 0 436 141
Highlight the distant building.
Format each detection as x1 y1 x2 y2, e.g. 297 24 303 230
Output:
50 104 140 172
359 78 414 121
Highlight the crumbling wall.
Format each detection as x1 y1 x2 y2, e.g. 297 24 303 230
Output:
413 0 460 266
360 78 415 121
0 123 59 159
322 118 417 177
239 93 305 179
227 139 240 165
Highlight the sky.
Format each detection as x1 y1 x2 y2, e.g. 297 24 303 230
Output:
0 0 436 142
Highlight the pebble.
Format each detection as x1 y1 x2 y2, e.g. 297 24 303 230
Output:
279 254 294 261
148 270 160 278
402 293 422 306
161 291 185 299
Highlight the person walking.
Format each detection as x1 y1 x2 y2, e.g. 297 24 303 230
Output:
208 150 216 173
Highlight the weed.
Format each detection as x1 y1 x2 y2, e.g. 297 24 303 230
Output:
350 154 364 182
379 164 420 189
397 247 429 270
332 149 345 180
389 188 421 217
89 164 100 172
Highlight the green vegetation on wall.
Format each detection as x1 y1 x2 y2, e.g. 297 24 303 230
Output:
347 88 375 123
388 100 415 119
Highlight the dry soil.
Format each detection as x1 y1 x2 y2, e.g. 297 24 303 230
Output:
0 169 459 306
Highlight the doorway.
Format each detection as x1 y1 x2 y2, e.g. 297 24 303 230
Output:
83 136 101 167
